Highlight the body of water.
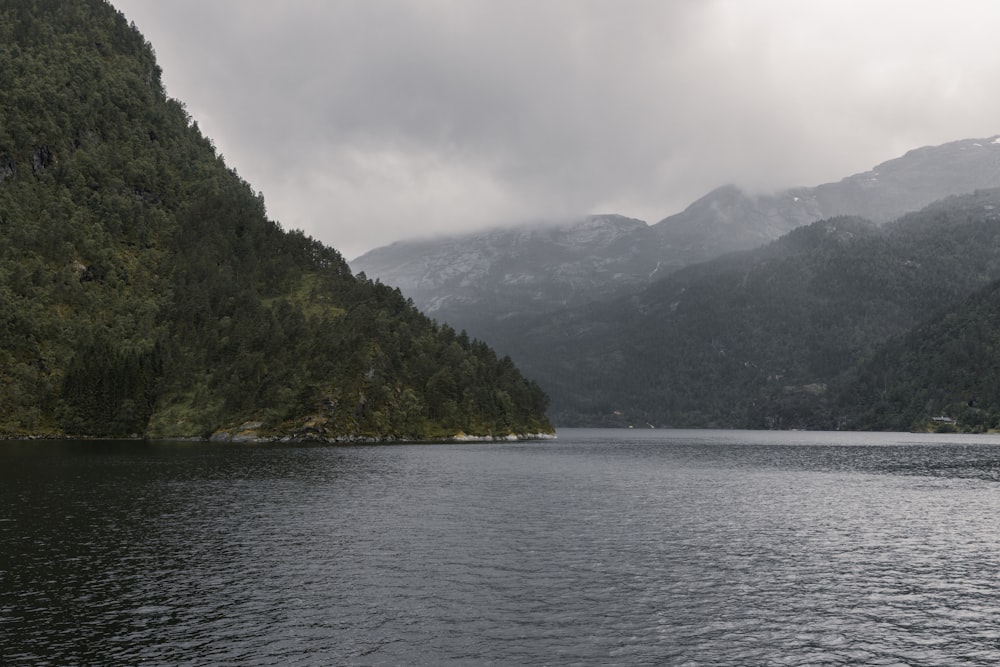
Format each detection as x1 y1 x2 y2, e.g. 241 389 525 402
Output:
4 429 1000 665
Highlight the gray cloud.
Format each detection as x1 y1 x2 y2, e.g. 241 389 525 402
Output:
114 0 1000 259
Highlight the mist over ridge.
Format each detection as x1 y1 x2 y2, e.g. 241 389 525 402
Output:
355 136 1000 430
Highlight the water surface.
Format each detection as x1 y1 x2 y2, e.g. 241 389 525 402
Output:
4 429 1000 665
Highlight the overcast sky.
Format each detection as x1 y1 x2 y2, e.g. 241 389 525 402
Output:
112 0 1000 260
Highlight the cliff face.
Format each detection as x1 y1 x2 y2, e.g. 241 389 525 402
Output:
0 0 551 440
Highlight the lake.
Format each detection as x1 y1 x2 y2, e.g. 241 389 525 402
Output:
4 428 1000 665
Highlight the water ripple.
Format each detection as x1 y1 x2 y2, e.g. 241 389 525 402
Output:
4 432 1000 664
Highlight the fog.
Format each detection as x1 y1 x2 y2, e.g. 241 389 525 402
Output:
114 0 1000 259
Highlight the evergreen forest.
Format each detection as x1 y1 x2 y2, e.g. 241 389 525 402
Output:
504 190 1000 432
0 0 552 440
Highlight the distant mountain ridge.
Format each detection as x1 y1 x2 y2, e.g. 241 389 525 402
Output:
353 136 1000 340
354 214 658 319
661 136 1000 263
353 137 1000 430
511 189 1000 428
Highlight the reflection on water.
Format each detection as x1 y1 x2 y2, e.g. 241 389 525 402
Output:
3 430 1000 664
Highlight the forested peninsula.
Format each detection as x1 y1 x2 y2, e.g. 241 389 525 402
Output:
0 0 552 441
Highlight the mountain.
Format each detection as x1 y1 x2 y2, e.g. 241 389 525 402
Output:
839 277 1000 433
352 131 1000 430
508 189 1000 428
352 137 1000 344
653 137 1000 264
353 214 660 334
0 0 551 440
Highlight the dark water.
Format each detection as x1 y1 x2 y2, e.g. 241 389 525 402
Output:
4 429 1000 665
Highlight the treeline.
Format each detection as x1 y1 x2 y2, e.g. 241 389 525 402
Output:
0 0 551 439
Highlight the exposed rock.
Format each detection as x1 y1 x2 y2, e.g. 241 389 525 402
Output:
31 147 52 175
0 157 14 184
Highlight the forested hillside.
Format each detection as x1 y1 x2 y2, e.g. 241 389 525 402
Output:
0 0 551 440
354 137 1000 392
840 278 1000 432
504 189 1000 430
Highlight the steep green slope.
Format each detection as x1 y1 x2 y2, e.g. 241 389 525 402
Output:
839 278 1000 432
507 190 1000 428
0 0 551 439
